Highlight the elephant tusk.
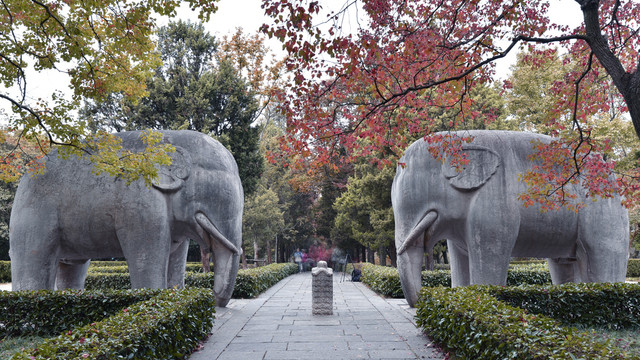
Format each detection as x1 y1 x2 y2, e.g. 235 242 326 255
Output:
195 212 240 255
397 211 438 255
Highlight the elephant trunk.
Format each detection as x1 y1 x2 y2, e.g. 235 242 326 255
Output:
195 212 240 307
396 211 437 307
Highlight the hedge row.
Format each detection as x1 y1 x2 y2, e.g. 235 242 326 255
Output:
416 285 632 359
491 283 640 330
360 263 553 298
360 264 404 297
628 259 640 277
0 289 161 337
84 272 218 290
10 288 215 360
85 263 298 299
88 263 205 274
0 260 10 283
233 263 298 298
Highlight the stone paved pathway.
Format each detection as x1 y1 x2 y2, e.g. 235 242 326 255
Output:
190 272 446 360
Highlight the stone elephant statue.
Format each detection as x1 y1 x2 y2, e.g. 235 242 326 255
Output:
9 130 243 307
391 130 629 307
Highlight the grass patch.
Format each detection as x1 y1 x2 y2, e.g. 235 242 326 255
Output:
0 335 47 359
588 328 640 357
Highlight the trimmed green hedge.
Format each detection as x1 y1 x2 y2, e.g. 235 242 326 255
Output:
360 264 404 297
233 263 298 298
0 261 10 283
89 261 127 267
85 263 298 299
84 272 217 290
360 263 553 298
491 283 640 330
88 263 204 274
628 259 640 277
416 285 633 359
0 289 161 337
10 288 215 360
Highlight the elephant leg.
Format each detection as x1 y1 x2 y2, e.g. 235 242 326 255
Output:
466 198 518 286
56 259 91 289
9 209 59 290
116 216 172 289
547 258 577 284
167 239 189 288
576 199 629 283
447 240 470 287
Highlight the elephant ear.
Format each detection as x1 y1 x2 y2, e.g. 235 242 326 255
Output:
153 146 192 192
441 145 500 191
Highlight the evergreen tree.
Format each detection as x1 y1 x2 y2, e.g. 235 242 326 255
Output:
82 20 263 194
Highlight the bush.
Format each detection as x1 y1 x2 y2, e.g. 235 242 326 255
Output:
88 262 204 274
87 266 129 274
233 263 298 298
0 260 10 283
11 288 215 360
85 273 131 290
416 286 630 359
360 263 404 297
628 259 640 278
360 263 553 298
0 289 161 337
490 283 640 330
422 270 452 287
88 261 127 267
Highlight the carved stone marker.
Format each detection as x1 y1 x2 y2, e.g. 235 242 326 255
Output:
312 261 333 315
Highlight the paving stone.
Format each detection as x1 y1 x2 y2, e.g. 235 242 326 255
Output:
264 349 370 359
188 272 446 360
286 341 350 350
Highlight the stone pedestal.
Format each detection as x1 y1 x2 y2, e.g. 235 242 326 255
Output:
312 261 333 315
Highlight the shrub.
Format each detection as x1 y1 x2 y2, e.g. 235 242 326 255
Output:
0 261 10 283
490 283 640 330
88 262 204 274
233 263 298 298
87 266 129 274
360 263 553 298
416 286 629 359
11 288 215 360
628 259 640 278
422 270 451 287
88 261 127 267
85 273 131 290
0 289 161 337
360 263 403 297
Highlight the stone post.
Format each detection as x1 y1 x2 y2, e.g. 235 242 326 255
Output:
312 260 333 315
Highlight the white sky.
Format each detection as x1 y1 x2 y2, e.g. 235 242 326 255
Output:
2 0 586 117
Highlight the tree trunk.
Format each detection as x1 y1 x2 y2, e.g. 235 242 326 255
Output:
241 250 248 270
378 245 386 266
367 247 375 263
425 249 434 271
579 0 640 139
267 239 272 264
253 239 259 266
388 244 397 267
200 248 211 273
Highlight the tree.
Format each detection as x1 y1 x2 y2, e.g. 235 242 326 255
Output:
0 1 218 183
242 184 284 264
82 21 263 194
262 0 640 209
257 107 316 261
333 164 395 266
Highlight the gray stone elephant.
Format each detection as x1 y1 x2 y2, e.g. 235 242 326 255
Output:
392 130 629 307
9 130 243 307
